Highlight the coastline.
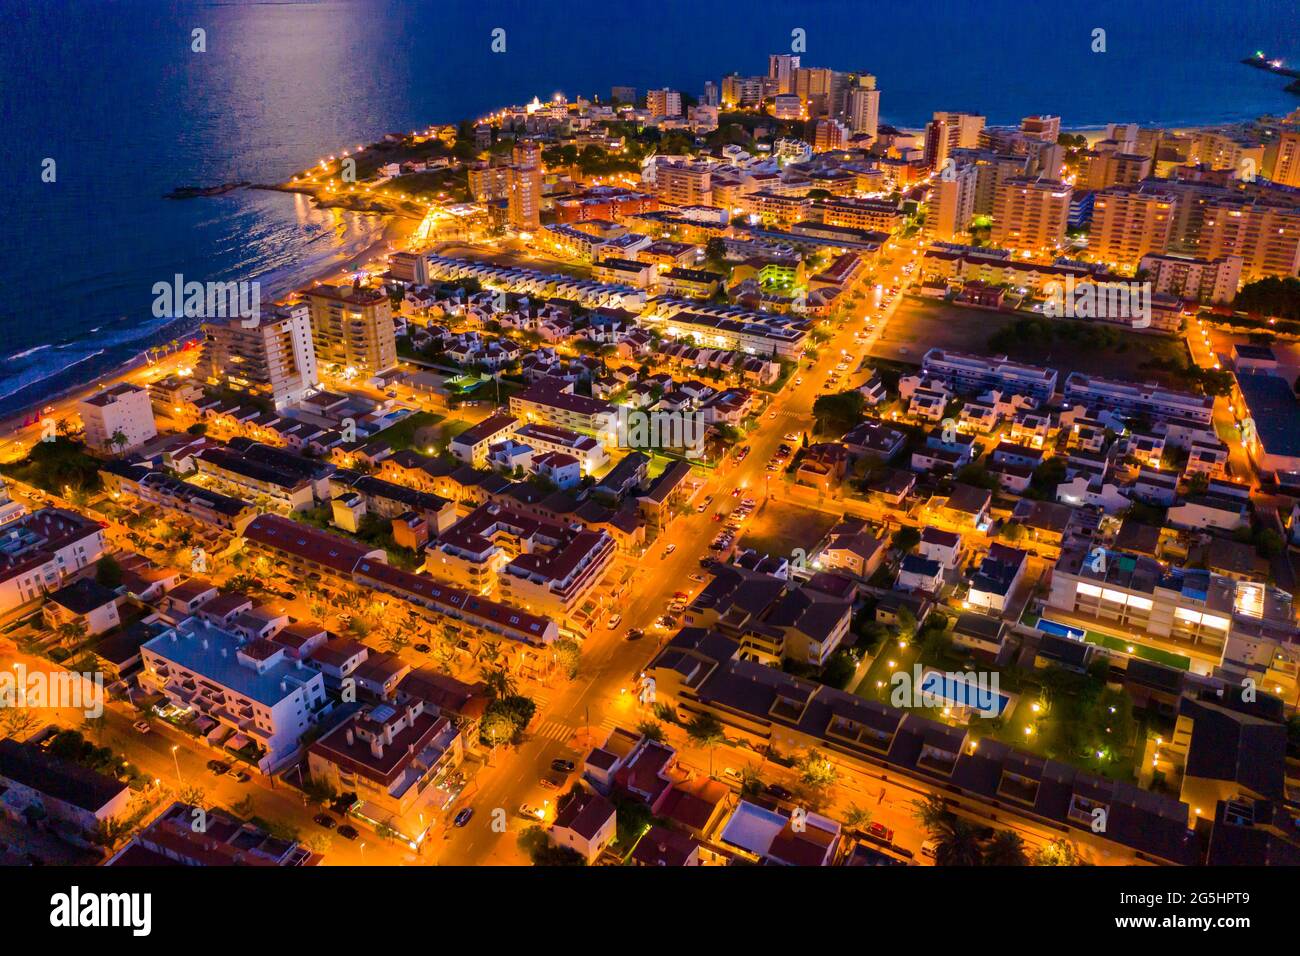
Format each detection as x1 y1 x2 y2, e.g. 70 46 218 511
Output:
0 211 414 446
0 101 1279 445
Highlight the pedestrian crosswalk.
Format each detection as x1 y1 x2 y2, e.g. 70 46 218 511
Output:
532 719 572 743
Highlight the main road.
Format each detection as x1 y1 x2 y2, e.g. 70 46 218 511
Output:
431 243 923 864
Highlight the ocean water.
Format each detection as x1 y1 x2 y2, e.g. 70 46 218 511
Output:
1 0 1296 415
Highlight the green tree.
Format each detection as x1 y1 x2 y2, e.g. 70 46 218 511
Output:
844 803 872 830
95 553 123 589
552 638 581 680
1035 837 1081 866
892 526 921 553
798 749 838 790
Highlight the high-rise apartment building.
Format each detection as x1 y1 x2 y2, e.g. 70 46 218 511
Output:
1078 150 1153 190
1265 130 1300 188
926 111 986 169
655 161 713 207
952 148 1031 216
926 164 978 241
1190 130 1265 174
1198 200 1300 281
78 383 157 453
646 88 682 118
512 139 543 169
792 67 834 116
768 54 800 94
990 177 1072 251
1089 184 1176 265
196 303 319 408
1137 253 1243 304
304 284 397 374
507 163 542 231
467 162 511 202
721 74 765 108
813 118 849 153
845 81 880 143
1020 115 1061 143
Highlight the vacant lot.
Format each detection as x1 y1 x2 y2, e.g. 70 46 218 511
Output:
736 499 839 562
872 298 1193 387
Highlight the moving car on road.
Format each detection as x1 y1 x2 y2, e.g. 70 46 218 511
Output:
454 808 474 827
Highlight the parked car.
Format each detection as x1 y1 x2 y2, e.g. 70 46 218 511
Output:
625 628 645 642
606 613 621 630
550 759 576 773
661 544 676 558
314 814 337 830
863 821 895 845
233 770 251 784
764 783 794 801
337 825 359 841
132 720 151 734
453 808 474 828
413 643 431 654
206 760 231 776
920 838 939 859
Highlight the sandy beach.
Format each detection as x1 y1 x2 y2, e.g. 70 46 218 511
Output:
0 209 415 450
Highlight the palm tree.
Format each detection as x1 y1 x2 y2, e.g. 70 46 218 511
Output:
933 817 985 867
476 640 502 667
982 830 1028 866
56 619 88 647
685 712 725 777
484 666 517 701
109 430 129 455
0 708 39 741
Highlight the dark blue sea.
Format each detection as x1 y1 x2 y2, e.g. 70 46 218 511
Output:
1 0 1296 415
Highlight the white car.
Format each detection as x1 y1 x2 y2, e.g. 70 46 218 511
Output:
606 613 622 630
133 720 151 734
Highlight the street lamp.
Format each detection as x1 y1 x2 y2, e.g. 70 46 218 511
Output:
171 745 183 788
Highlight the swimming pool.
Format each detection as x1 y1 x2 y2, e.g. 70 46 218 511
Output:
919 669 1010 717
1036 618 1086 642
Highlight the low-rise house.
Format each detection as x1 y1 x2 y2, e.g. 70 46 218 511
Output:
817 518 886 581
630 824 701 866
896 554 944 593
307 700 462 846
550 788 617 863
42 578 120 637
0 738 132 836
919 528 963 569
966 543 1029 615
